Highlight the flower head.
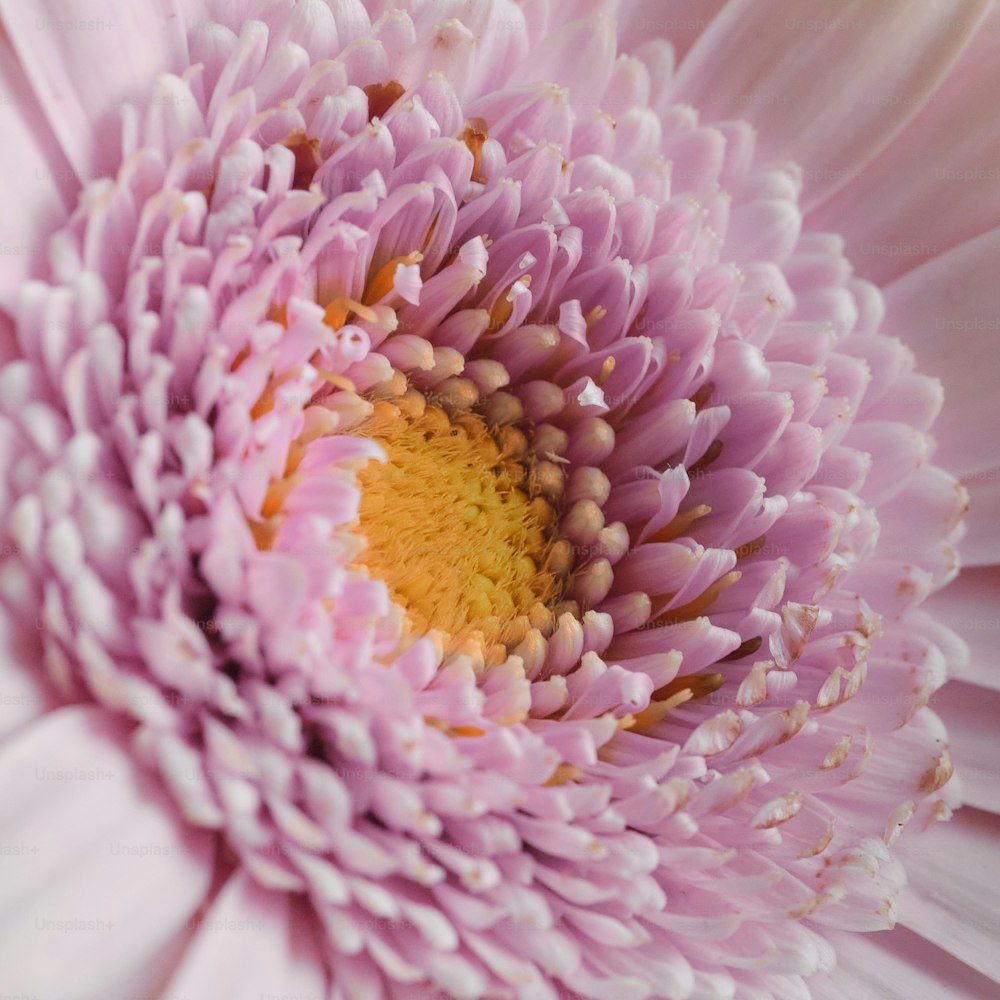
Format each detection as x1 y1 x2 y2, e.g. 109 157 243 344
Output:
0 2 994 998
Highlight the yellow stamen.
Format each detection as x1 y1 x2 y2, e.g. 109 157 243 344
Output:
459 117 489 184
365 251 424 305
261 474 302 519
323 297 378 330
649 571 742 627
628 690 694 729
544 763 583 786
647 504 712 543
654 671 726 702
733 534 768 559
487 275 531 332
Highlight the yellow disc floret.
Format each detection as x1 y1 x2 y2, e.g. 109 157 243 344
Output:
354 401 560 653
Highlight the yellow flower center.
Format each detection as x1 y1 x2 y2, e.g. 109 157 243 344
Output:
354 400 561 653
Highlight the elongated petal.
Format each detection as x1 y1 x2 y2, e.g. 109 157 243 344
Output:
163 869 327 997
0 610 56 744
897 807 1000 982
882 228 1000 478
0 32 74 308
0 706 215 999
924 566 1000 689
809 7 1000 282
930 681 1000 811
616 0 725 60
958 472 1000 567
812 926 1000 1000
674 0 990 209
0 0 190 181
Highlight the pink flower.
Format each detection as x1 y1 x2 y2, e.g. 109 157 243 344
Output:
1 2 997 998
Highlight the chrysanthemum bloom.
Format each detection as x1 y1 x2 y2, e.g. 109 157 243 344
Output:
2 1 999 997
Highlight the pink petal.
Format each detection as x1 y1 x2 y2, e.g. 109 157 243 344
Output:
931 680 1000 812
515 14 618 115
958 471 1000 567
673 0 989 210
616 0 727 61
812 925 1000 1000
0 608 57 744
0 0 190 182
925 566 1000 689
897 806 1000 982
881 228 1000 478
809 6 1000 283
0 706 216 999
0 31 74 308
163 868 328 996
